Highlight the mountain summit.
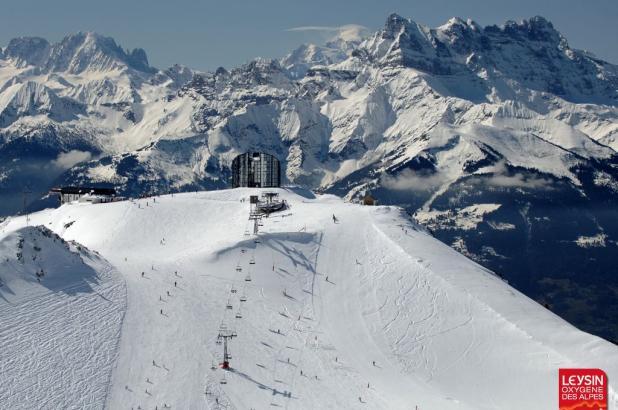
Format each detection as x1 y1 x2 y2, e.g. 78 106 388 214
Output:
4 31 153 74
358 14 617 103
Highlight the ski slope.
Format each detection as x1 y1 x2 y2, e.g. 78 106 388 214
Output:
1 188 617 409
0 225 126 408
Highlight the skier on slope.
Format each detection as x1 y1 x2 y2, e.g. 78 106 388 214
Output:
332 214 337 223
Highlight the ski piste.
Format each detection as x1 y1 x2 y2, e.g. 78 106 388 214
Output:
0 188 617 409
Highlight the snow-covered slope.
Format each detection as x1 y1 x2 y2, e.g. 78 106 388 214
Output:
0 224 126 408
1 189 616 409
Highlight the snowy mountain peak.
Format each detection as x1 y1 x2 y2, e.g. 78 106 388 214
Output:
4 36 51 68
358 14 618 103
281 25 368 78
46 31 154 74
2 31 154 74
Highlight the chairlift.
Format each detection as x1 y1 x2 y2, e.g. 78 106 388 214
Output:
226 300 233 309
249 258 255 265
245 275 252 282
240 295 247 302
220 376 227 384
235 311 242 319
236 266 242 272
216 339 222 345
231 287 237 294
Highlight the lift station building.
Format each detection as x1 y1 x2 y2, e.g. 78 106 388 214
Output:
231 152 281 188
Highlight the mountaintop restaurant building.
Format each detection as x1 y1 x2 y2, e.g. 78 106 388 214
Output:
231 152 281 188
50 186 117 205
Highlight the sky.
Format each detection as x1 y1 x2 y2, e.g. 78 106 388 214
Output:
1 0 616 71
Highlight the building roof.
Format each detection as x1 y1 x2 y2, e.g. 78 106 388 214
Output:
50 186 116 195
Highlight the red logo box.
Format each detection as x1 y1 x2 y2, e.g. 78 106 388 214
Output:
559 368 607 410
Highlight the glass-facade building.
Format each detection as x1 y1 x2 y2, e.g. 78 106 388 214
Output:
231 152 281 188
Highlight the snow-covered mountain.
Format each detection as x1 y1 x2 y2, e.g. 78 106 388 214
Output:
281 25 369 78
1 188 617 409
0 15 617 341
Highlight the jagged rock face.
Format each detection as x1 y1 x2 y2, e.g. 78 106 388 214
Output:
4 37 51 68
0 15 617 340
359 14 618 104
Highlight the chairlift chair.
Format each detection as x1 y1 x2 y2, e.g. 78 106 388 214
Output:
231 287 237 294
226 300 233 309
236 266 242 272
235 310 242 319
240 295 247 302
245 275 252 282
249 258 255 265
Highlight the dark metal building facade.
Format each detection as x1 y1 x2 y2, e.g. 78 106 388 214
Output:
231 152 281 188
50 186 117 205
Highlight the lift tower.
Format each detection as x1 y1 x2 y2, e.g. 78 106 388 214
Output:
217 329 237 369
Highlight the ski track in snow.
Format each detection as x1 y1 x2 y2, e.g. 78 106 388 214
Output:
0 235 126 410
0 188 617 409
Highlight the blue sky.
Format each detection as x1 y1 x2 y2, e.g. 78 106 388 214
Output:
2 0 616 71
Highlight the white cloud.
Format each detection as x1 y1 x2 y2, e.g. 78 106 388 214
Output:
483 161 553 189
52 150 92 169
285 24 369 42
485 173 553 189
381 169 446 192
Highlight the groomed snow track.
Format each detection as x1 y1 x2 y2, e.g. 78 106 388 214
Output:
1 188 617 409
